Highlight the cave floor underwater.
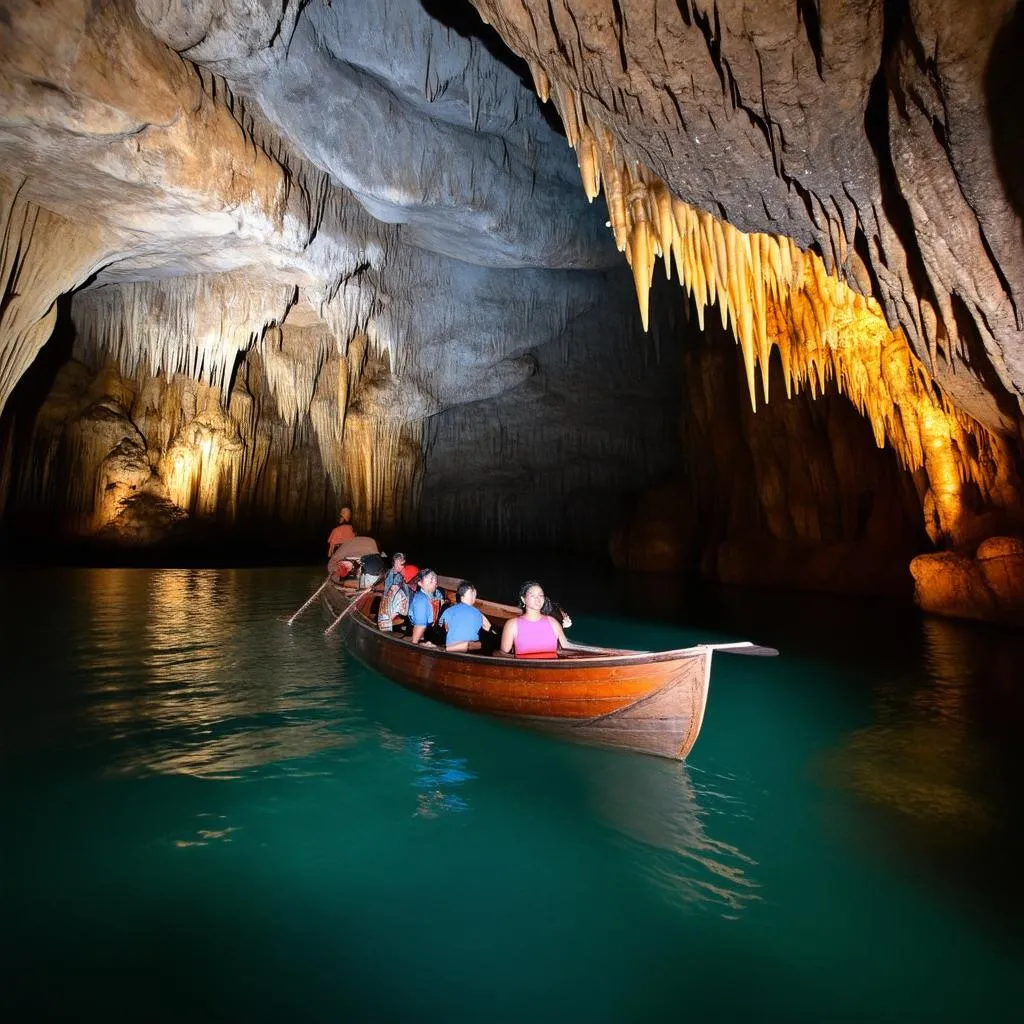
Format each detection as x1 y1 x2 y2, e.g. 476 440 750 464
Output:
1 554 1022 1022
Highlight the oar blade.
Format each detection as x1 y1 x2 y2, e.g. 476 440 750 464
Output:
710 641 779 657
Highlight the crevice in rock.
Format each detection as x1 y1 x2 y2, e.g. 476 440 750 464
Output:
863 0 938 357
796 0 824 80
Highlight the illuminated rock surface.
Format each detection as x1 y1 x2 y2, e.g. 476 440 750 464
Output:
0 0 1022 622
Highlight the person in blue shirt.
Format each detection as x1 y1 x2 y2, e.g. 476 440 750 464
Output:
439 580 492 652
409 568 445 645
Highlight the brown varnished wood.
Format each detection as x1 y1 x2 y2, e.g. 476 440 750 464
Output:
325 581 714 760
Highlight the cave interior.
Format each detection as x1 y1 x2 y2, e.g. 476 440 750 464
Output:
0 0 1022 625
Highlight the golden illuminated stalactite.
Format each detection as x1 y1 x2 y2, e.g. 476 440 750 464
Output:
340 409 423 537
161 411 244 520
259 322 336 428
328 330 420 532
46 278 425 538
528 75 1023 549
0 180 110 413
72 275 295 402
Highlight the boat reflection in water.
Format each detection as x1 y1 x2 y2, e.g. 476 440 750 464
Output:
580 751 761 917
367 699 760 915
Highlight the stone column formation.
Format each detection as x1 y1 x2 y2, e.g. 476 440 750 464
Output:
0 0 1021 623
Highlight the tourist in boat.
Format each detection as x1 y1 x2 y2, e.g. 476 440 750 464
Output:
438 580 492 652
500 580 584 658
377 552 411 632
326 506 357 557
409 568 445 645
327 534 379 583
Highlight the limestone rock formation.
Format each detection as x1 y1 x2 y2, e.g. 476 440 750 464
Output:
469 0 1024 615
0 0 1022 624
911 537 1024 625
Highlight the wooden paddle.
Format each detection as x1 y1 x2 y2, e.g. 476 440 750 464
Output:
287 578 330 625
704 641 779 657
324 593 361 635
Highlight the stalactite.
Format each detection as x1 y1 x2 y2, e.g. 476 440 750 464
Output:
529 73 1024 550
72 275 296 401
0 180 110 413
341 409 423 536
258 324 334 428
5 292 426 543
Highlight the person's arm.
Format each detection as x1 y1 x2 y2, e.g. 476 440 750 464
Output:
499 617 517 654
480 612 492 632
550 616 585 651
409 595 434 645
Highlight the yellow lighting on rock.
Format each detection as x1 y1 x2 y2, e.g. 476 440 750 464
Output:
529 72 1023 550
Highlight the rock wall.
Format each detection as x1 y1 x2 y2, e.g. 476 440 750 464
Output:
470 0 1024 615
0 0 1022 622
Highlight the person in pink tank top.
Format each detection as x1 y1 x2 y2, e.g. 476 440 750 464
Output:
499 581 583 659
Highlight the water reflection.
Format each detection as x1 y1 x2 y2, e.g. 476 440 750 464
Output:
71 568 363 778
376 728 476 817
826 613 1024 932
172 814 241 848
830 616 1024 829
583 753 761 916
408 737 475 818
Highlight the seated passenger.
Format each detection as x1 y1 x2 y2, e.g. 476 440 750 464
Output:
439 580 492 652
378 552 411 632
500 580 583 659
408 569 444 646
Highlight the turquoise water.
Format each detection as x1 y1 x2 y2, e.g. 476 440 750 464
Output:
2 565 1022 1021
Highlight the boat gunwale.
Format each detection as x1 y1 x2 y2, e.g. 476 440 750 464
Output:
330 584 710 669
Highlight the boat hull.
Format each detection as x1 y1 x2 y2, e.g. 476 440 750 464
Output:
326 583 712 760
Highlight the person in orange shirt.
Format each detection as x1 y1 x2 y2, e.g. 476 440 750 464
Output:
327 506 356 557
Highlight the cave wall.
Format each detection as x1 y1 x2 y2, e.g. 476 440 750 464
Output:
469 0 1024 618
0 0 1022 620
0 0 673 556
613 311 929 595
419 273 683 551
472 0 1024 428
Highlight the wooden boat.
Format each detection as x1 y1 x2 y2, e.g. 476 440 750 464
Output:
324 576 775 760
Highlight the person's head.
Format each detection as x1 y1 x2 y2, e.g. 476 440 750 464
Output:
339 506 352 524
456 580 477 605
391 551 406 569
417 569 437 592
518 581 545 611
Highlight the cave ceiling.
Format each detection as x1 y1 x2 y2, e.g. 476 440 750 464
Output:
0 0 1023 616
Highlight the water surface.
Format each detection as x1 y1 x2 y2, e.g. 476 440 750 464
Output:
2 565 1022 1021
